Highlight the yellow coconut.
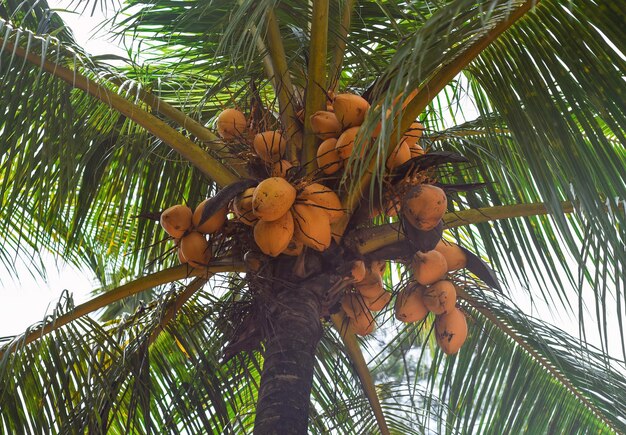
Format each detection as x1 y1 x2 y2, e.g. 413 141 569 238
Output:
193 201 227 234
177 245 187 264
179 231 211 267
402 184 447 231
216 108 247 140
316 138 343 175
351 309 375 336
355 269 385 299
400 121 424 148
386 141 411 170
282 237 304 256
434 240 467 271
292 203 332 251
351 260 366 283
310 110 342 139
435 307 468 355
233 187 259 226
365 291 391 311
394 284 429 323
253 131 287 163
408 142 424 158
298 183 344 223
334 126 361 160
160 204 193 238
423 280 457 315
371 260 387 276
412 250 448 285
253 211 294 257
341 293 367 319
271 160 293 178
252 177 297 222
333 93 371 128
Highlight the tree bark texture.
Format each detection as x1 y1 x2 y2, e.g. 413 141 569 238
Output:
253 283 323 434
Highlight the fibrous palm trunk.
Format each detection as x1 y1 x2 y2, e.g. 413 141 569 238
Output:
253 279 324 434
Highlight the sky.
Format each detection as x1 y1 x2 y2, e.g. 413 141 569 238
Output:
0 1 624 368
0 1 119 336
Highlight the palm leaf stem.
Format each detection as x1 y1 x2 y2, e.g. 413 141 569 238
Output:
353 201 579 255
330 313 391 435
427 128 510 141
456 286 619 433
398 0 539 137
0 260 244 356
148 276 208 345
328 0 355 92
264 9 302 162
0 37 239 187
337 0 538 235
111 79 250 176
303 0 329 173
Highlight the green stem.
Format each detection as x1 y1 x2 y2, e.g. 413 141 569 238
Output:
0 37 239 187
1 260 244 355
337 0 538 235
303 0 330 172
353 201 576 255
265 9 302 162
328 0 355 92
457 287 619 434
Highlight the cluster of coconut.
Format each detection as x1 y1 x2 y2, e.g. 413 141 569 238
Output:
232 178 344 256
340 260 391 335
216 108 296 178
160 201 227 267
393 240 469 354
311 93 425 175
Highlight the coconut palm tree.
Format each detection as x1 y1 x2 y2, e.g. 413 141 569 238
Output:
1 0 625 433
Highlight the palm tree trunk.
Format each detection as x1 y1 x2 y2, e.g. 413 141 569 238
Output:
253 283 323 434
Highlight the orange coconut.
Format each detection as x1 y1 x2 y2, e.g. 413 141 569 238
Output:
310 110 342 139
435 307 468 355
351 260 366 283
386 141 411 170
292 203 332 251
160 205 193 238
341 292 367 319
316 138 343 174
408 142 424 158
400 121 424 148
394 284 429 323
434 240 467 271
365 291 391 311
179 231 211 267
253 211 294 257
253 130 287 163
282 237 304 256
193 201 227 234
233 187 259 226
271 160 293 178
355 268 385 299
351 308 375 336
402 184 447 231
412 250 448 285
216 108 247 140
333 93 370 128
422 280 457 315
334 126 362 160
298 183 344 223
252 177 297 222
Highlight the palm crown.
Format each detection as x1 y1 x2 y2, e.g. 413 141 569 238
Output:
1 0 625 433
